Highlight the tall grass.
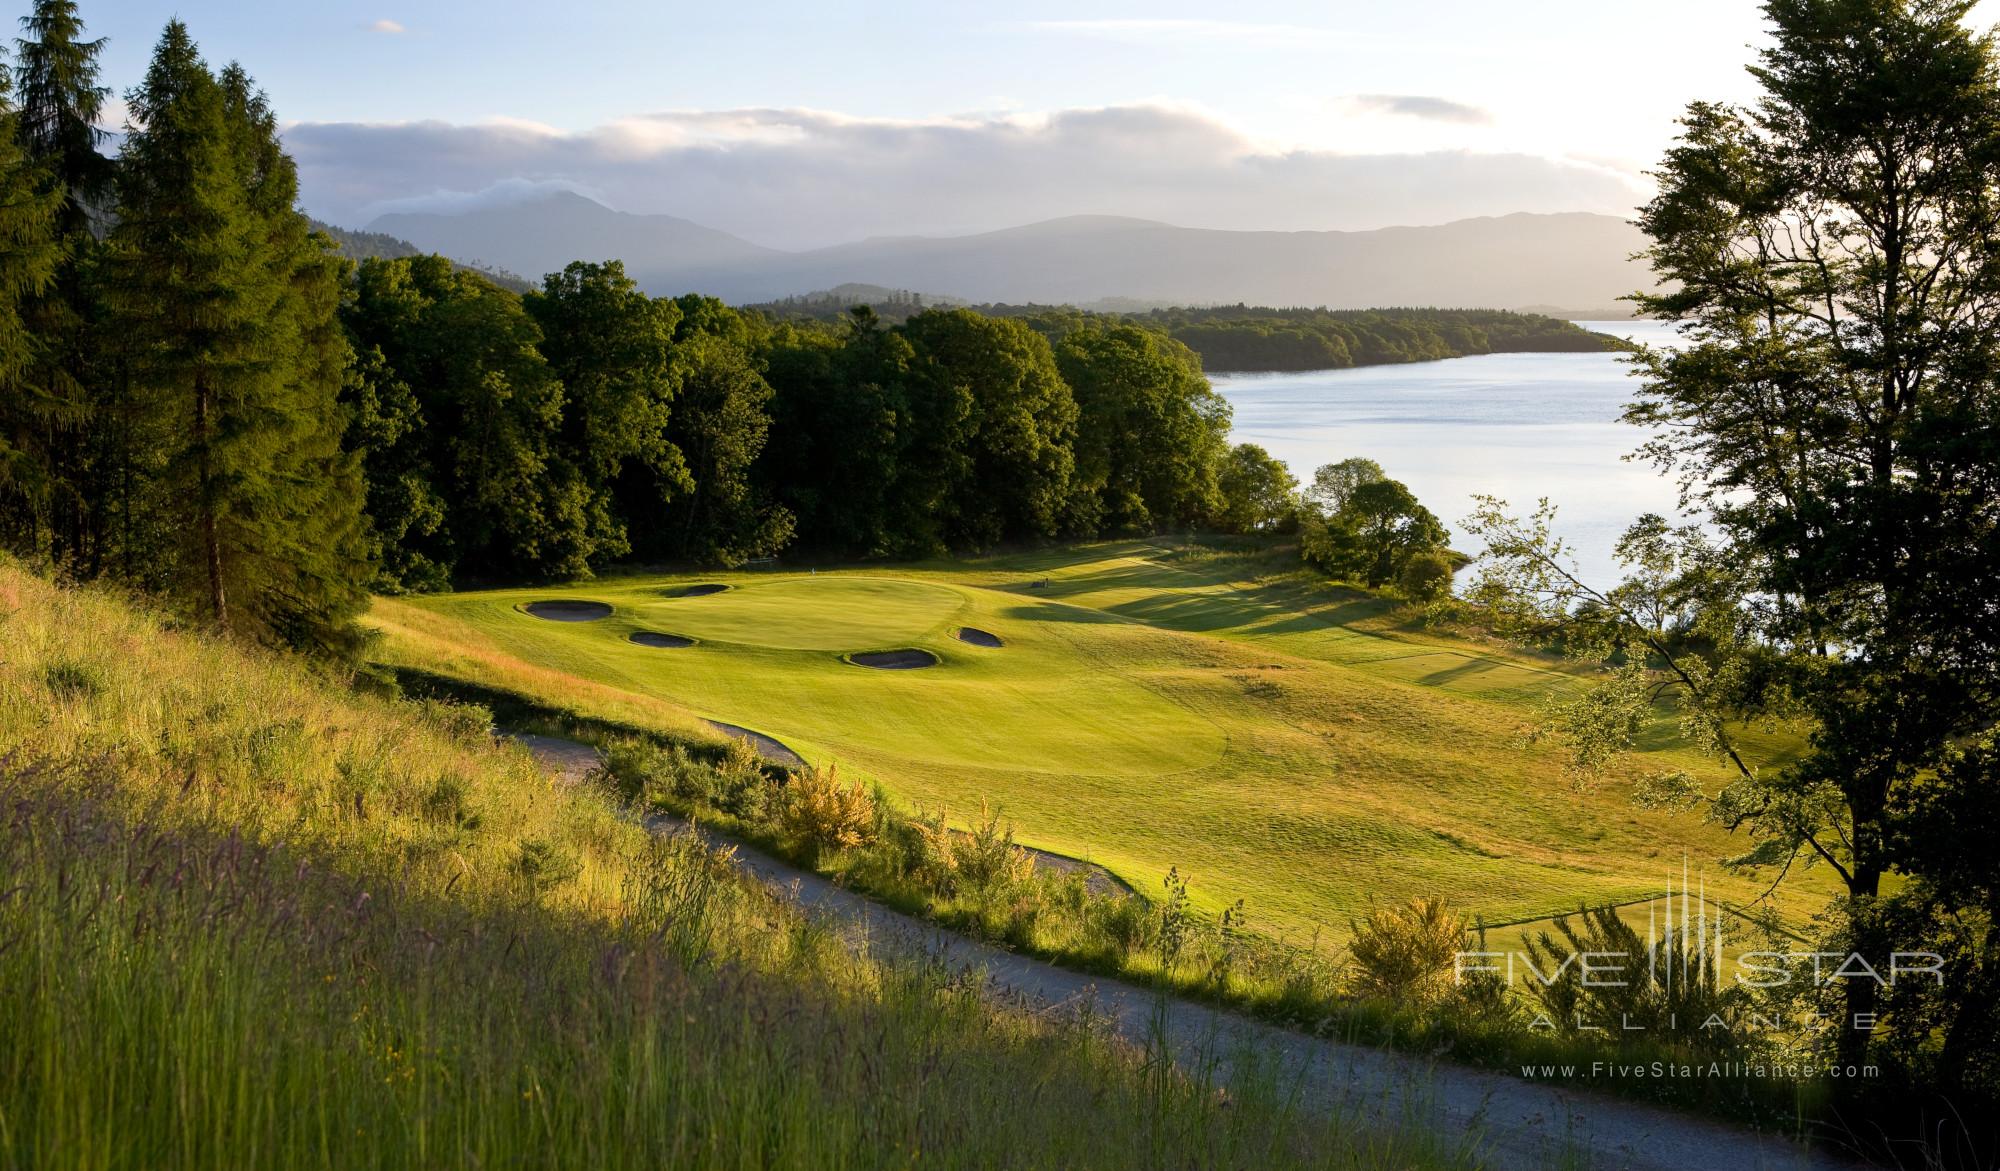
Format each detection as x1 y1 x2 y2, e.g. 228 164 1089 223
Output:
0 563 1461 1170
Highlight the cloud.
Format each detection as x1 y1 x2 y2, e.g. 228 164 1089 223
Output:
369 19 405 34
286 103 1647 249
363 176 599 218
1349 94 1494 125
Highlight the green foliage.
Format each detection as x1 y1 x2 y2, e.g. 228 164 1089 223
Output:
658 312 793 565
900 308 1079 548
1139 306 1628 373
1347 897 1466 1009
1302 477 1449 588
1054 324 1228 533
525 260 689 561
777 761 879 862
1396 549 1457 602
1522 904 1741 1056
102 26 370 654
1212 443 1297 533
1303 457 1385 516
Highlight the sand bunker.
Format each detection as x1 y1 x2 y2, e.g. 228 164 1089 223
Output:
629 631 694 648
525 600 612 622
955 627 1002 648
848 649 939 670
704 719 805 768
677 583 728 598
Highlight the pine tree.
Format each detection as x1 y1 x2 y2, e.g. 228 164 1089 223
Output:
0 7 77 560
106 23 370 652
217 63 372 653
4 0 110 568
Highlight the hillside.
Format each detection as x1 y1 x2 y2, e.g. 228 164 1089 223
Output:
0 560 1452 1171
369 191 779 290
366 193 1649 308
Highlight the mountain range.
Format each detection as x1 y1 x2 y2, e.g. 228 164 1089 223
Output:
364 191 1648 309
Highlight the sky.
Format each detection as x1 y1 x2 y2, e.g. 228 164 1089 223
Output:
62 1 2000 248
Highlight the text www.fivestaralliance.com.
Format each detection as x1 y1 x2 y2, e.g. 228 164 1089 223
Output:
1520 1062 1880 1081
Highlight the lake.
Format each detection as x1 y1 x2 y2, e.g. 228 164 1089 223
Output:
1210 320 1685 590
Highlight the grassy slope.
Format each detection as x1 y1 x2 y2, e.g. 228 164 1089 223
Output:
369 541 1834 948
0 563 1458 1171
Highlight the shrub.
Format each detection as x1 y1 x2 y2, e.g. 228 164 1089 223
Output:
900 807 960 895
712 737 772 820
1397 549 1457 602
1089 894 1158 963
1523 904 1742 1053
1348 896 1465 1008
777 763 877 861
953 801 1035 893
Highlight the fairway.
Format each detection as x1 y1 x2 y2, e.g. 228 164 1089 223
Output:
370 542 1831 945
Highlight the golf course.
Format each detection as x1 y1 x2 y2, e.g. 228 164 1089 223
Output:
369 541 1827 945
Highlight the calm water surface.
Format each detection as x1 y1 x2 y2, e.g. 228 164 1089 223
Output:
1210 320 1685 589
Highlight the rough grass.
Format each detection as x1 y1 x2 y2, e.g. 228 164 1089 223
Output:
369 541 1835 947
0 562 1465 1171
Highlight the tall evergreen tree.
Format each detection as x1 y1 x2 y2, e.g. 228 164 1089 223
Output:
216 63 371 653
0 70 59 533
106 23 369 651
0 1 94 562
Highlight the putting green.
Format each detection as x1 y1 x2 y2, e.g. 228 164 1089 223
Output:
638 576 964 651
369 542 1834 945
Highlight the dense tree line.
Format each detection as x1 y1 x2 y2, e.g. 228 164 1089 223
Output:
752 297 1632 373
1136 306 1630 372
312 217 532 292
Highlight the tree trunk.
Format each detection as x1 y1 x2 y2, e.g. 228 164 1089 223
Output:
193 372 227 631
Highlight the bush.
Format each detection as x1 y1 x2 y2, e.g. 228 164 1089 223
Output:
1397 549 1457 602
953 801 1035 893
777 763 877 861
1523 904 1742 1054
1088 894 1158 963
1348 897 1465 1008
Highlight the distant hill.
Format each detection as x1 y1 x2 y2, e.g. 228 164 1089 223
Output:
746 283 967 324
360 193 1652 309
309 217 532 293
368 191 777 290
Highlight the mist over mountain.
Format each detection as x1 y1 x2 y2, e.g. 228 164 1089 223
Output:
362 193 1647 309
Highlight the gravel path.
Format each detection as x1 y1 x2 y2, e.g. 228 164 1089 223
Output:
515 732 1853 1170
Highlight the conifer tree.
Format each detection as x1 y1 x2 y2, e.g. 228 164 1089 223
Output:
217 63 371 653
0 8 75 560
107 23 369 651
